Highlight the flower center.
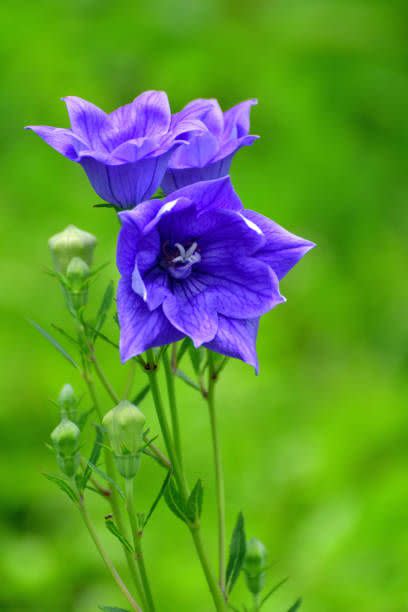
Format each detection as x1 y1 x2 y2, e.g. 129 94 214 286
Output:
161 241 201 280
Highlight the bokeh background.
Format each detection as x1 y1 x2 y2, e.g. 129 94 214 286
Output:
1 0 407 610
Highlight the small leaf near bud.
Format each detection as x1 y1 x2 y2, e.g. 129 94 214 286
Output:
48 224 97 275
57 384 78 421
51 418 80 478
102 401 146 479
243 537 268 595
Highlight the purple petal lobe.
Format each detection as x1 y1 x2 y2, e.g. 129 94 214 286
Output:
168 176 243 213
25 126 85 161
62 96 110 150
117 279 183 361
222 99 257 139
163 285 218 347
243 210 315 279
205 316 259 371
109 90 171 143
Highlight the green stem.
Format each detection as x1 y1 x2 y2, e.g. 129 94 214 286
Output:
91 351 120 404
147 349 226 611
126 479 156 612
207 351 226 594
253 592 261 611
190 527 227 612
123 360 137 399
163 351 184 474
78 499 141 612
82 360 147 607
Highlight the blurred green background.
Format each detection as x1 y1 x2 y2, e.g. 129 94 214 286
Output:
1 0 407 610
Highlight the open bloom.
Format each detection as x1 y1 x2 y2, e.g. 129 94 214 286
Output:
26 91 206 209
117 177 314 369
161 98 259 193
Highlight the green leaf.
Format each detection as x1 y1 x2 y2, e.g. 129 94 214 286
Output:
93 281 114 339
163 478 187 523
29 320 78 368
98 605 130 611
188 344 205 375
51 324 79 347
287 598 302 612
87 462 125 499
43 473 78 503
80 424 104 490
105 516 133 552
131 384 150 406
143 470 172 527
176 338 191 365
87 326 119 349
226 512 246 594
186 479 204 522
174 368 201 392
77 405 96 430
259 577 288 609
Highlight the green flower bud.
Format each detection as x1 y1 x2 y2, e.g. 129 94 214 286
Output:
51 418 80 477
48 225 97 275
102 401 146 479
57 384 78 422
243 538 268 595
66 257 91 309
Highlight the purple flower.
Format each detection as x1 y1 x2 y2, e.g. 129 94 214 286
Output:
26 91 206 209
161 98 259 193
117 177 314 369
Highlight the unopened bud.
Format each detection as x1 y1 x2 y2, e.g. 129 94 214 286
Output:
51 418 80 477
49 225 97 275
57 384 78 422
102 401 146 479
243 538 268 595
66 257 90 309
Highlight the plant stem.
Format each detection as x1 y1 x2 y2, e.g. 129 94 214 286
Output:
125 478 156 612
147 349 226 611
163 350 184 474
207 351 226 594
78 499 142 612
123 360 137 399
82 359 147 607
91 351 120 404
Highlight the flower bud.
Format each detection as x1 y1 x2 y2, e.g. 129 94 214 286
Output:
66 257 91 309
243 538 268 595
48 225 97 275
57 384 78 422
102 401 146 479
51 418 80 477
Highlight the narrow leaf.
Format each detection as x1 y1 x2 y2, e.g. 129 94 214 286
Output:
29 320 78 368
51 324 79 347
188 344 205 375
94 281 114 338
186 479 204 522
87 462 125 499
98 606 130 611
87 325 119 349
226 512 246 594
132 384 150 406
143 470 172 527
43 473 78 503
174 368 200 391
176 338 191 365
163 479 187 523
287 598 302 612
259 577 289 609
105 516 133 552
80 425 104 490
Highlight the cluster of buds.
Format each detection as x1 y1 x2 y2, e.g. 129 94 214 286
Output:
51 418 81 478
48 225 97 310
103 401 146 480
243 537 268 596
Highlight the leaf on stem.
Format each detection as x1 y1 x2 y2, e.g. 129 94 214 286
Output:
131 384 150 405
173 368 201 392
77 405 96 430
259 577 289 609
143 470 172 528
287 598 302 611
29 320 79 368
98 606 130 612
80 424 104 490
226 512 246 594
105 515 134 552
163 478 188 523
43 473 78 503
93 281 114 339
186 479 204 523
87 461 125 499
